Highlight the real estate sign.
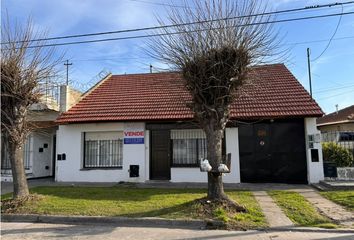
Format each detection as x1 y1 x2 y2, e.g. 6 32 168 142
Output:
124 123 145 144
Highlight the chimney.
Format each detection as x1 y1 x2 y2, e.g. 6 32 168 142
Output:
60 85 82 112
60 85 68 112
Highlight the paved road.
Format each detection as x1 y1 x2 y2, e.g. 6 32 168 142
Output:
1 222 354 240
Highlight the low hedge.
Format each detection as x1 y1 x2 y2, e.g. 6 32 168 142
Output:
322 142 353 167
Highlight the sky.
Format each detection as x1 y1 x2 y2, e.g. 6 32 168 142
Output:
2 0 354 114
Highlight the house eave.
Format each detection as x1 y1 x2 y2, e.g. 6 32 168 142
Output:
317 120 354 127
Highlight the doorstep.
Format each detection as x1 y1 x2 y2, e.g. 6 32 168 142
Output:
315 180 354 190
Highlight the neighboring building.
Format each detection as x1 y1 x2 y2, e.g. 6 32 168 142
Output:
317 105 354 132
1 85 81 182
317 105 354 158
55 64 324 184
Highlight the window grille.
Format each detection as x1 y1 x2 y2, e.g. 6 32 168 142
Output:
171 129 207 166
84 132 123 168
1 135 32 170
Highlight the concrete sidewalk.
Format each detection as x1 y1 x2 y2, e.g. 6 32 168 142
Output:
295 188 354 228
253 191 293 228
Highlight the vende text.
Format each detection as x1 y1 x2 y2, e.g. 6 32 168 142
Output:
124 131 144 137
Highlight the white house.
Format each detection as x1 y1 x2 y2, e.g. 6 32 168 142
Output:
1 86 81 182
55 64 325 184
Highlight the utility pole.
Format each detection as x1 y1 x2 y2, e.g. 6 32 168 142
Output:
307 48 312 97
64 60 73 85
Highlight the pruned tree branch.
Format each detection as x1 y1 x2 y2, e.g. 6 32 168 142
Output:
1 14 63 198
146 0 284 200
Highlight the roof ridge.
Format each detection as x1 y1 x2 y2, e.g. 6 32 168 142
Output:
111 71 179 77
57 64 323 124
81 73 112 99
327 104 354 116
110 63 286 77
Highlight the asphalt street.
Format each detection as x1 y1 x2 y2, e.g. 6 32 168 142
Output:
1 222 354 240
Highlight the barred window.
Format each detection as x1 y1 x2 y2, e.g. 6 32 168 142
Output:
84 132 123 168
171 129 207 166
339 132 354 142
1 135 32 170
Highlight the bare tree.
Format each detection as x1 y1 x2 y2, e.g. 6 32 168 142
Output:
148 0 282 201
1 17 62 199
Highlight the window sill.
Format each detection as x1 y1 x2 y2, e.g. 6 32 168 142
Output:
80 167 123 171
171 165 199 168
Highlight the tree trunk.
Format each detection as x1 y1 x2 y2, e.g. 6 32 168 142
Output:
205 126 226 200
8 141 29 198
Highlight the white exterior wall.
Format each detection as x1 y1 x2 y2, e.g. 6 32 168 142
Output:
170 127 240 183
170 168 207 182
1 131 55 182
56 122 147 182
305 117 325 183
144 130 150 181
224 128 241 183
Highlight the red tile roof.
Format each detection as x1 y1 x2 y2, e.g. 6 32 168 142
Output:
56 64 323 124
317 105 354 126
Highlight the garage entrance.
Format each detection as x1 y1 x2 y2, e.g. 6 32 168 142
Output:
238 119 307 183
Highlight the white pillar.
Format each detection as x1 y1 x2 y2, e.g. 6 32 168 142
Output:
304 118 324 183
224 128 241 183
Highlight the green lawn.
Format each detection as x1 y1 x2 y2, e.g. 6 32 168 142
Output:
319 191 354 211
268 190 337 228
1 186 267 229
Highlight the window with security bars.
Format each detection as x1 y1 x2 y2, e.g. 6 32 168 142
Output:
84 132 123 168
171 129 207 166
1 135 32 170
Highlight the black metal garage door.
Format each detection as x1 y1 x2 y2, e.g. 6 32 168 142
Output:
239 119 307 184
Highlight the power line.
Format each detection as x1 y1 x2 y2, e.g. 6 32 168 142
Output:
70 41 354 63
286 35 354 46
127 0 189 9
317 88 354 100
15 11 354 49
2 1 353 45
314 84 354 93
311 4 344 62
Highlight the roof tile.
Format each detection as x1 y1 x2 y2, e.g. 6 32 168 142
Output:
317 105 354 125
56 64 323 124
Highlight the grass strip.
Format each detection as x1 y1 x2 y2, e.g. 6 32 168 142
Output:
2 186 267 229
268 190 337 229
319 190 354 211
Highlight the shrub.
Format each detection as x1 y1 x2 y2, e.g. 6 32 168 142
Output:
322 142 354 167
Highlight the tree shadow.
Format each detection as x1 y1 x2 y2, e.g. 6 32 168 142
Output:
119 200 197 218
29 186 206 202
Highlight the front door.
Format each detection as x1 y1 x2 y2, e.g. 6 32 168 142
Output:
150 130 171 180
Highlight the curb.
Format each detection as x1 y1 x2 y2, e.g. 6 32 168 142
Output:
1 214 225 229
2 214 353 233
262 226 354 234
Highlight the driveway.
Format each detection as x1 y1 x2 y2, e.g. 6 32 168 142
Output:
1 222 354 240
